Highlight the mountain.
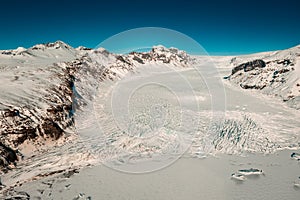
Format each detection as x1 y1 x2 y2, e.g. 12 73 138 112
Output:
0 41 78 171
0 41 192 171
0 42 300 197
224 45 300 109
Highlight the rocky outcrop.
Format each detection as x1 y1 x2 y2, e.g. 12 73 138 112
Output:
0 142 18 170
231 59 266 75
227 46 300 110
31 41 72 50
240 84 266 90
131 45 189 66
2 191 30 200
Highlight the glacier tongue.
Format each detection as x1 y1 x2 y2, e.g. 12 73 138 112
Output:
73 45 300 167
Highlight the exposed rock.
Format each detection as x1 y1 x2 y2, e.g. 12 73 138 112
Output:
291 152 300 160
240 84 266 90
1 51 12 55
76 46 92 51
42 120 64 140
62 168 79 178
232 59 266 75
0 50 77 170
31 41 71 51
238 168 264 175
0 142 18 169
132 55 144 64
0 190 30 200
227 50 299 110
116 55 132 66
277 59 291 66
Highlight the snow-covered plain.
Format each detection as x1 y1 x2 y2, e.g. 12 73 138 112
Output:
0 42 299 199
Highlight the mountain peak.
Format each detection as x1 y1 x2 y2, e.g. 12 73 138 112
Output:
76 46 92 51
152 45 171 53
30 40 72 50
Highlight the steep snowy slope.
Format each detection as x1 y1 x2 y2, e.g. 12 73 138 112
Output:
0 41 79 170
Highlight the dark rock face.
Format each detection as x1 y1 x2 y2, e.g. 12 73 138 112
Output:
0 142 18 170
141 53 151 60
240 84 266 90
132 56 144 64
42 120 64 140
232 59 266 75
1 51 12 55
277 59 291 66
116 55 132 66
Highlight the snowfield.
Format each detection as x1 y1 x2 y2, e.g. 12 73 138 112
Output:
0 41 299 199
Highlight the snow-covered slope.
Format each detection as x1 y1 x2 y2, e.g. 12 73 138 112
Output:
0 41 79 170
218 45 300 109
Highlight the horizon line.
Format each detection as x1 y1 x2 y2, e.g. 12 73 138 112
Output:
0 40 299 57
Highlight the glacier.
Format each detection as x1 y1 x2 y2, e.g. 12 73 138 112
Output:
0 41 300 198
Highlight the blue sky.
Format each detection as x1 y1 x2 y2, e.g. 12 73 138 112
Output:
1 0 300 55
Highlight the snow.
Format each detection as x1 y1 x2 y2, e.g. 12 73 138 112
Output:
0 42 300 198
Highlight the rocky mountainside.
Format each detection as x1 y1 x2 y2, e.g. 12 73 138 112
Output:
224 45 300 109
0 41 78 171
0 42 190 171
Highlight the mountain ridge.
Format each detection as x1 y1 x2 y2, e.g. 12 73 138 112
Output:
1 40 299 56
